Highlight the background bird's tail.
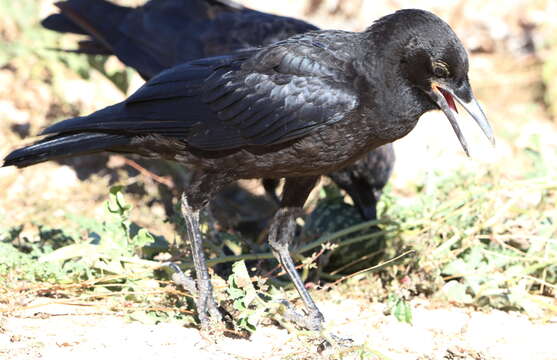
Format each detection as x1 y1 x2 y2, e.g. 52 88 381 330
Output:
3 133 132 168
41 0 132 55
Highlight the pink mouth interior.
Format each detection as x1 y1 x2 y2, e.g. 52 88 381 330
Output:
438 87 458 113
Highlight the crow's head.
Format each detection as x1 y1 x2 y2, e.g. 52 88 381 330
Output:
371 9 494 155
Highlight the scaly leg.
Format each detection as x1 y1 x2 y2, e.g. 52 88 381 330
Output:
267 176 325 331
180 192 221 326
269 207 325 330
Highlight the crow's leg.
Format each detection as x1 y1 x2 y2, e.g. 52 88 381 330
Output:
269 208 325 330
176 171 230 327
181 192 221 325
267 176 325 331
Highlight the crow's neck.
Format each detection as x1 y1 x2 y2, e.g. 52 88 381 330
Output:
351 36 430 143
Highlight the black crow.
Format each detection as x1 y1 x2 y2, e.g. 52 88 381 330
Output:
4 9 494 331
41 0 318 79
42 0 395 220
328 144 395 220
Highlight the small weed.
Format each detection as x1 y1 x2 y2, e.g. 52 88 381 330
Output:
385 293 413 325
383 166 557 317
37 185 157 275
226 260 270 332
0 186 178 322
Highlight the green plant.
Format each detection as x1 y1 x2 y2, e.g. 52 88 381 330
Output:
385 293 413 324
384 166 557 317
0 186 163 295
226 260 270 332
37 186 157 274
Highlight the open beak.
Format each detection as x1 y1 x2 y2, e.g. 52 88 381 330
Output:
427 83 495 157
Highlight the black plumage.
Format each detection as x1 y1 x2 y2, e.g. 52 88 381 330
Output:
42 0 395 219
262 144 394 220
328 144 395 220
5 9 494 331
42 0 318 79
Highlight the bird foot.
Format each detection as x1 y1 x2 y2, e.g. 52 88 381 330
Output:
197 288 222 329
163 262 222 328
164 262 198 294
276 299 324 331
276 299 353 349
317 333 354 351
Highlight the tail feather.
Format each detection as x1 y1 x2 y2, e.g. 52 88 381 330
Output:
41 0 132 55
41 13 87 35
41 0 317 80
3 133 132 168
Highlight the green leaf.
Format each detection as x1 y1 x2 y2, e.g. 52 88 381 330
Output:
132 228 155 248
387 294 413 325
228 286 245 300
107 185 132 215
392 298 413 325
233 298 246 312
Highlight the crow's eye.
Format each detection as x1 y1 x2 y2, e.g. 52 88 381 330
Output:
432 62 450 78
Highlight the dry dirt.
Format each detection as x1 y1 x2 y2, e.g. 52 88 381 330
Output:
2 296 557 360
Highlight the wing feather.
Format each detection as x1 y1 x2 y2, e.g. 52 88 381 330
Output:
41 39 359 152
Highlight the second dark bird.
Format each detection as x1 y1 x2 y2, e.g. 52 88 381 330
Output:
42 0 395 220
5 9 494 331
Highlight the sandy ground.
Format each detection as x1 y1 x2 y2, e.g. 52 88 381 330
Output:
2 296 557 360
